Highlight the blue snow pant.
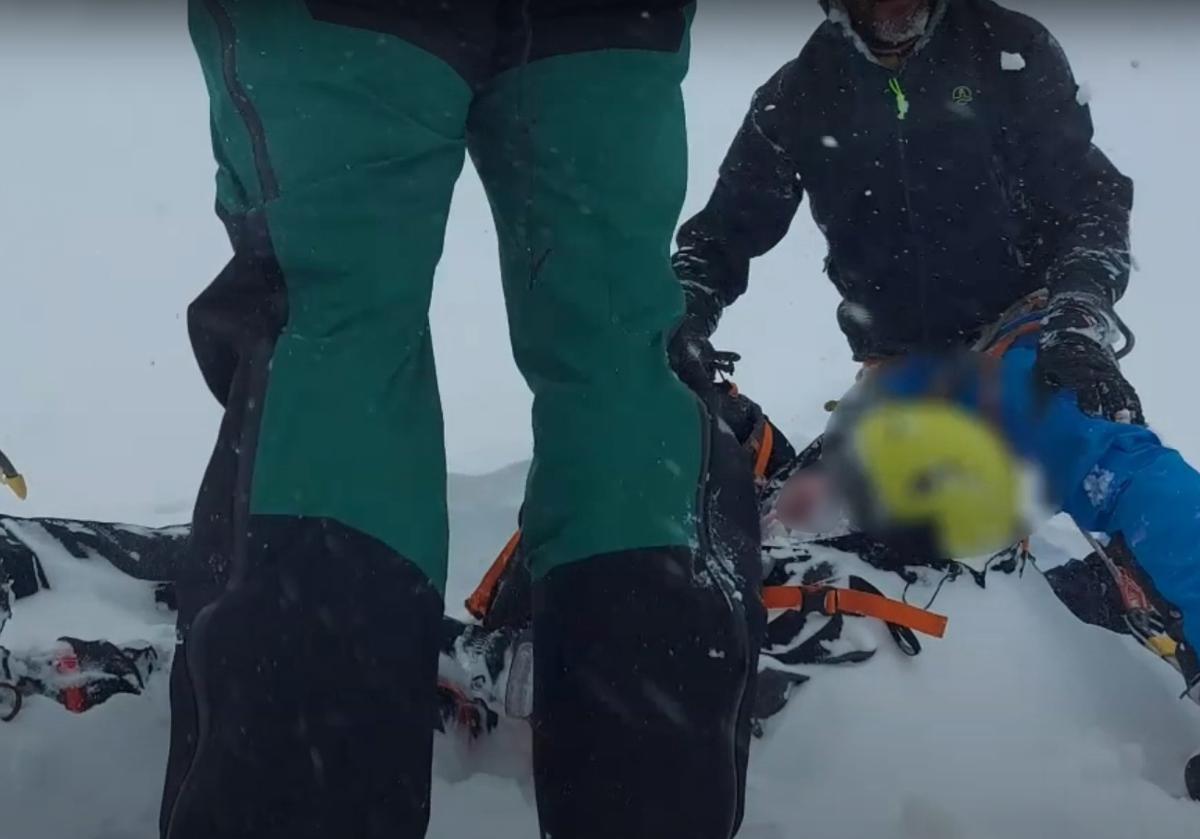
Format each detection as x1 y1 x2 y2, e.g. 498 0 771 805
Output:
880 340 1200 650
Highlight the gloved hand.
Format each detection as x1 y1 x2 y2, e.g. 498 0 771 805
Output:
667 282 737 392
1035 292 1144 425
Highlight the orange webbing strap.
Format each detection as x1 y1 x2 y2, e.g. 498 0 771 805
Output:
762 585 948 639
984 321 1042 359
760 586 809 611
752 421 776 480
465 529 522 621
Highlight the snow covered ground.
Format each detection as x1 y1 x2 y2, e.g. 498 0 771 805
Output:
3 2 1200 837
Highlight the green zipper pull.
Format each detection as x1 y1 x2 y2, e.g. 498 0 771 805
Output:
888 77 910 121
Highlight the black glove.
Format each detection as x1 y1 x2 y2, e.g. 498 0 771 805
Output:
1035 292 1144 425
668 282 737 391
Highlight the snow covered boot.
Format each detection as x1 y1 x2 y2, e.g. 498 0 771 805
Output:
1047 537 1200 701
0 637 162 721
437 617 530 737
1044 553 1131 635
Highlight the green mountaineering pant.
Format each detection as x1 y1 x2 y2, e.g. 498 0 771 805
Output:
162 4 763 839
189 0 700 589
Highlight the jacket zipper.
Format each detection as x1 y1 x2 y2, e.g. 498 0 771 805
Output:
888 77 910 120
888 72 933 345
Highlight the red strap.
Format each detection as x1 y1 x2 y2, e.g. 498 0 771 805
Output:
465 530 522 621
762 585 948 639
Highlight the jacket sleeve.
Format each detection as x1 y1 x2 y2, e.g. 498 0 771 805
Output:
673 61 805 315
1010 26 1133 304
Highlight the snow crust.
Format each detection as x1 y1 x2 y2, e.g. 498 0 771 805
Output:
6 475 1200 839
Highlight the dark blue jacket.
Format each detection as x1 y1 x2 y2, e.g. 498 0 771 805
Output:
675 0 1133 359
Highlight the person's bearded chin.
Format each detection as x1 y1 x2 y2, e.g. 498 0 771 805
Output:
863 0 931 47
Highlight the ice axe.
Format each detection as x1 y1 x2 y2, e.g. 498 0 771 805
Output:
0 447 26 500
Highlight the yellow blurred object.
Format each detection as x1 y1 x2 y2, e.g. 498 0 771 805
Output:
1147 634 1179 659
852 401 1021 558
1 473 26 500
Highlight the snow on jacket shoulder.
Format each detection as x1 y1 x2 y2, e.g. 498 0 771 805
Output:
675 0 1132 359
